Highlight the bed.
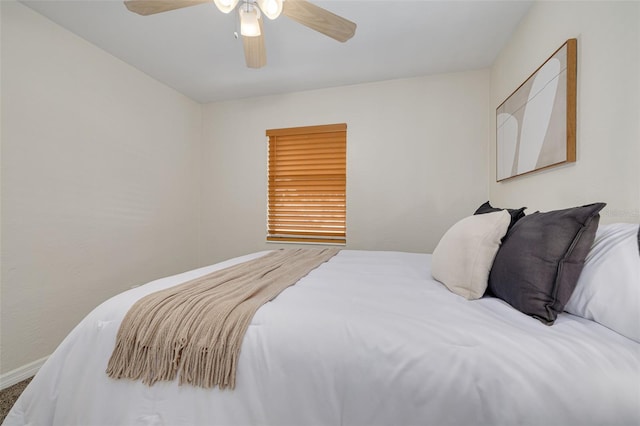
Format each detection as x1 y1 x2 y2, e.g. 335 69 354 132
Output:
3 203 640 426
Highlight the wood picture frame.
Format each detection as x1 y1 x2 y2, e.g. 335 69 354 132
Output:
496 38 577 181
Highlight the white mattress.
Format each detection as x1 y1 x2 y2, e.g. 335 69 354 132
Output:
4 250 640 425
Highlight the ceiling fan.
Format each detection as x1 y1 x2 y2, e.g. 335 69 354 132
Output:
123 0 357 69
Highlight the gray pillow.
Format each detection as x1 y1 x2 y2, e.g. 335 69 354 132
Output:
488 203 606 325
474 201 526 230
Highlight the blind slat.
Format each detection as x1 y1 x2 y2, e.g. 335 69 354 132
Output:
269 212 346 217
269 211 345 215
267 237 346 244
267 230 346 237
270 177 345 182
269 172 344 178
266 123 346 137
269 164 345 172
270 139 344 150
269 188 346 193
269 201 346 205
272 148 346 157
270 158 346 167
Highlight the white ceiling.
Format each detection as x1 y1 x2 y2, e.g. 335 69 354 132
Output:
21 0 533 103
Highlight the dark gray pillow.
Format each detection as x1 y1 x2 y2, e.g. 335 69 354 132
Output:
488 202 606 325
474 201 526 230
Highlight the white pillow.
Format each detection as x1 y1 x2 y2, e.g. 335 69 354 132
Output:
565 223 640 342
431 210 510 300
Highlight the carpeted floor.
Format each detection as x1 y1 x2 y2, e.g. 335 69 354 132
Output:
0 377 32 424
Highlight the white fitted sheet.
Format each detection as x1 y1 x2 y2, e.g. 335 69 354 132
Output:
4 250 640 426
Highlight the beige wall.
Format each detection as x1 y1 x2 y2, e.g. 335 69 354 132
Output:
0 2 202 374
200 71 490 265
489 0 640 222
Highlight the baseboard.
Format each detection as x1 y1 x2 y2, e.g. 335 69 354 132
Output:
0 356 48 390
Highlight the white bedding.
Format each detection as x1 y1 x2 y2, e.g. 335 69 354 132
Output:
4 250 640 426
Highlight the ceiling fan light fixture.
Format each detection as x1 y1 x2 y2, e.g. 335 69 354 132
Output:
239 5 262 37
213 0 239 14
123 0 356 69
257 0 283 20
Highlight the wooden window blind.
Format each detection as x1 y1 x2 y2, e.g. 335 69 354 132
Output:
267 123 346 244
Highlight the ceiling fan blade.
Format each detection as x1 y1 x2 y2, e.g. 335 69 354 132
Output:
282 0 356 43
243 18 267 68
124 0 210 16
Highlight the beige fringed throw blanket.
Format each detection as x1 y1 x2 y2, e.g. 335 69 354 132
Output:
106 248 339 389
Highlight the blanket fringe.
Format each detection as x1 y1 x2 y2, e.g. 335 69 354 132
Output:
106 248 339 389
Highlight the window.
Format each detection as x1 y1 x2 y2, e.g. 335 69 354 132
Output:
267 123 346 244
